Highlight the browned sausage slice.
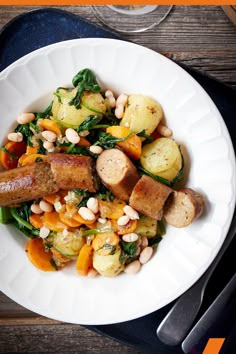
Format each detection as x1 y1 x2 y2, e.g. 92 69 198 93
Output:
163 188 205 227
129 175 173 220
48 154 98 192
0 162 58 207
96 148 140 201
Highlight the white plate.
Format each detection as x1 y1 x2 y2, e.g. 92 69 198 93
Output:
0 38 235 325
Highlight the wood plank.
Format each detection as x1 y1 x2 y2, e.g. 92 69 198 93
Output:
0 324 143 353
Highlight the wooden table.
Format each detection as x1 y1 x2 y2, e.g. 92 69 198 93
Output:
0 5 235 354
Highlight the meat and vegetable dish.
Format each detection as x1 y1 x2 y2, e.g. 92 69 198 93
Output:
0 68 205 277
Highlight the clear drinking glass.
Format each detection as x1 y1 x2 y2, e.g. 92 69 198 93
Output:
92 6 173 33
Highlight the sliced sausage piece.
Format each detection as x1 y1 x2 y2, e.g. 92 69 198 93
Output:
48 153 98 192
0 162 58 207
129 175 173 220
96 148 140 201
163 188 205 228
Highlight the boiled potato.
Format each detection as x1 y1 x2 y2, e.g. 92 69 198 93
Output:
52 88 106 127
53 231 85 257
93 246 124 277
135 216 158 238
120 94 163 135
140 138 182 181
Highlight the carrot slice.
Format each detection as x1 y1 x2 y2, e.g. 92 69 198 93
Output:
21 154 48 166
92 232 120 256
106 126 142 160
26 145 38 154
76 244 93 276
78 137 91 147
0 141 27 169
98 199 126 219
59 210 82 228
29 214 44 229
25 238 56 271
38 119 62 136
42 211 68 232
44 190 67 205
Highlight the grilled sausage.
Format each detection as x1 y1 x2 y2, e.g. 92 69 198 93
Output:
163 188 205 227
0 162 58 207
129 175 173 220
96 148 140 201
48 154 98 192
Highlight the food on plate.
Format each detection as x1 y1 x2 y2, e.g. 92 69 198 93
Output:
0 162 58 207
0 68 205 277
163 188 205 228
140 137 182 181
129 175 173 220
48 153 98 192
120 94 163 135
96 148 140 201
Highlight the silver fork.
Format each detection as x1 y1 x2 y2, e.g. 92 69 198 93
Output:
156 212 236 346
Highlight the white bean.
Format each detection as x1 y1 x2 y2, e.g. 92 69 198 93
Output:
65 128 80 144
117 215 130 226
105 89 114 98
107 95 116 108
87 269 99 278
30 203 43 214
139 247 153 264
87 197 99 214
115 103 124 119
98 217 107 224
7 132 23 142
41 130 57 143
17 113 35 124
43 141 54 152
141 236 149 249
157 123 173 137
116 93 128 107
124 260 141 274
79 207 96 221
122 233 139 242
39 226 50 239
135 246 141 256
39 200 54 212
123 205 139 220
89 145 103 154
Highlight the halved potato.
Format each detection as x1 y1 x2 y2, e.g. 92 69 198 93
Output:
140 138 182 181
135 216 158 238
93 246 124 277
120 94 163 135
53 231 85 257
52 88 106 127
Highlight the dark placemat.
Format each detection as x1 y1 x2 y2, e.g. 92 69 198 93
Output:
0 8 235 354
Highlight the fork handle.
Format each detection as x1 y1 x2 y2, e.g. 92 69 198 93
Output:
156 212 236 346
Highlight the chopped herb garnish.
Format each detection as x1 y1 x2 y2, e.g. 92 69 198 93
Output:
35 101 53 119
171 146 185 186
137 129 154 145
50 259 58 271
95 131 133 149
148 235 162 247
77 115 103 133
69 69 101 109
97 244 116 255
1 146 18 160
120 241 137 257
137 164 172 187
81 228 114 236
